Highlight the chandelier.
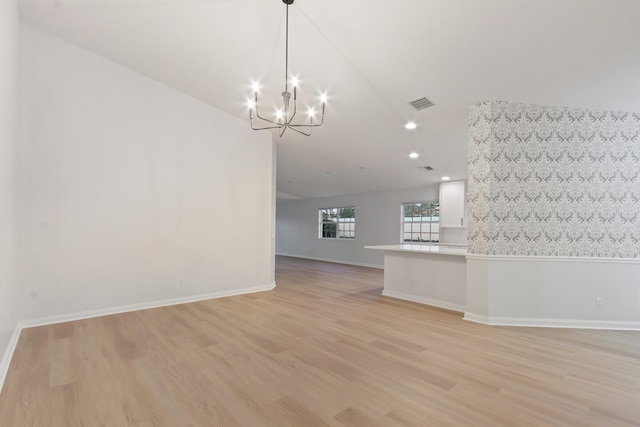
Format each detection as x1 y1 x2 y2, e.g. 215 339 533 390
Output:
248 0 327 137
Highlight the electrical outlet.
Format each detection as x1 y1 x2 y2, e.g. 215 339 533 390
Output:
595 297 604 309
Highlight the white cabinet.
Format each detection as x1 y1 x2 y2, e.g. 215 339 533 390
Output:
439 180 467 228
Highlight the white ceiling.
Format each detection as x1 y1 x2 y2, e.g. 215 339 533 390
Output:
18 0 640 199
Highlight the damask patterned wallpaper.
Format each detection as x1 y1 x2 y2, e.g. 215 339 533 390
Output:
468 101 640 257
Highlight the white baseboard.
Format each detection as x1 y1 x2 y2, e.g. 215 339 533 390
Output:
382 289 465 314
463 313 640 330
0 282 276 394
0 324 22 395
20 282 276 329
276 253 383 269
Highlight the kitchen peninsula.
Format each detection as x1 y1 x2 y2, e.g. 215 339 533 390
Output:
365 244 467 313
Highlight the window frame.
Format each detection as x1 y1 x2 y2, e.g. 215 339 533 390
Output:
401 202 440 243
318 206 356 240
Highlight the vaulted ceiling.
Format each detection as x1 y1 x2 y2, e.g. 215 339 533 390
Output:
18 0 640 199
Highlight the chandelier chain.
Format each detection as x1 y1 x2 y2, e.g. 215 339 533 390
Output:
284 2 289 94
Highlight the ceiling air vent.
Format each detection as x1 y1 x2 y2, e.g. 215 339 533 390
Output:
409 97 434 111
420 166 434 171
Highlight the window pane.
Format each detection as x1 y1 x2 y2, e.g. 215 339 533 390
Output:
340 207 354 218
404 204 412 218
322 223 334 238
432 204 440 219
319 207 355 239
401 202 438 243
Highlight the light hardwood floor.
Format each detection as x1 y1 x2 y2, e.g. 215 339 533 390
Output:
1 256 639 426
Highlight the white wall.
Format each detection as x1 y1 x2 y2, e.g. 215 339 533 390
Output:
465 256 640 329
383 251 467 313
16 24 274 321
276 186 439 267
0 0 18 361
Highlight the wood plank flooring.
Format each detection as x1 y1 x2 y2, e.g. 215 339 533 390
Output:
1 255 639 426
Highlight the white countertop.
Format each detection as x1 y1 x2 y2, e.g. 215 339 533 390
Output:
365 244 468 257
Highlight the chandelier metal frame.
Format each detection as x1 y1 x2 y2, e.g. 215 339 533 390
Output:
249 0 326 137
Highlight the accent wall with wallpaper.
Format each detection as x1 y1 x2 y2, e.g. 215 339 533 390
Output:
468 100 640 258
465 101 640 329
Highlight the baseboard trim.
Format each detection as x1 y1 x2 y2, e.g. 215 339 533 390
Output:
20 282 277 329
275 253 383 269
0 323 22 395
463 313 640 330
381 290 465 314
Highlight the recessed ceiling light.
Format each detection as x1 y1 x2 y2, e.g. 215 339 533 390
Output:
409 152 419 159
441 176 451 181
405 121 417 130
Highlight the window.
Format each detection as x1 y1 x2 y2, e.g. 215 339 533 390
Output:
319 207 355 239
402 202 439 243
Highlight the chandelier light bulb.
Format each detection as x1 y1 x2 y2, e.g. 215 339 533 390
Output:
320 93 328 104
307 107 316 117
251 81 260 93
291 76 299 87
247 99 256 110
